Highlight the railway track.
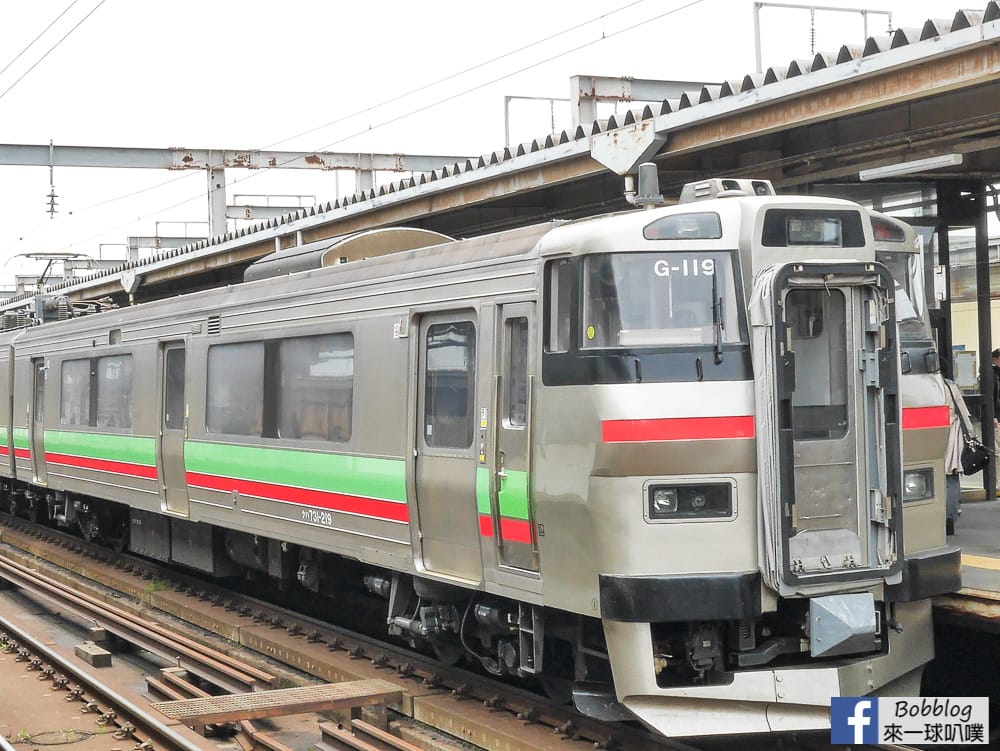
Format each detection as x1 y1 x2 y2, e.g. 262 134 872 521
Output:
0 513 930 751
0 514 707 751
0 552 272 695
0 611 206 751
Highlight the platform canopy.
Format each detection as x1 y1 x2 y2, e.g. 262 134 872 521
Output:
6 4 1000 308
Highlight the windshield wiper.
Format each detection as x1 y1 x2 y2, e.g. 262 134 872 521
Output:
712 269 724 364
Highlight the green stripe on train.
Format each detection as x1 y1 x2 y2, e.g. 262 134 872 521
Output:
476 467 490 515
498 469 530 521
185 441 407 502
12 428 28 449
45 430 156 465
476 466 530 520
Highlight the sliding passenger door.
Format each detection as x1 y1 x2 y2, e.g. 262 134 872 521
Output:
413 312 482 581
30 358 46 484
159 343 189 515
491 303 539 572
0 345 13 478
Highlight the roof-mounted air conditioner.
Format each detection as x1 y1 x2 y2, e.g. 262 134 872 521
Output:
679 178 775 203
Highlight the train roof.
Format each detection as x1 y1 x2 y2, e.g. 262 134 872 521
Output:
538 193 872 256
244 227 456 282
2 192 883 346
7 221 557 347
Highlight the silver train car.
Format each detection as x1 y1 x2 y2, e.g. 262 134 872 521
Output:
869 214 956 537
0 180 960 737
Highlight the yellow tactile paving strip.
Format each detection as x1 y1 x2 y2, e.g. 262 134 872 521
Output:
961 554 1000 572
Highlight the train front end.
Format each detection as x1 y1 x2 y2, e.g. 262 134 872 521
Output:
534 193 958 736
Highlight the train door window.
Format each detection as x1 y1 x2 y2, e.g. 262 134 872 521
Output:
60 359 91 426
164 348 185 430
207 342 264 435
96 355 134 429
424 321 476 448
278 333 354 442
33 362 44 425
545 259 573 353
504 318 528 427
786 289 848 439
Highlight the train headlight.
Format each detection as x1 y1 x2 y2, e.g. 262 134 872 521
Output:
647 483 732 520
902 468 933 502
650 488 678 515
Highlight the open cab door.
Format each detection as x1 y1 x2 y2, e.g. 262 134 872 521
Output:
752 262 902 597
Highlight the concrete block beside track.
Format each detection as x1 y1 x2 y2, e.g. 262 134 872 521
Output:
74 640 112 667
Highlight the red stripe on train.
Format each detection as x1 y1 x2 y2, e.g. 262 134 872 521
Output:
46 452 158 479
13 448 30 460
186 471 409 523
499 517 533 544
901 406 950 430
478 514 533 544
602 415 755 443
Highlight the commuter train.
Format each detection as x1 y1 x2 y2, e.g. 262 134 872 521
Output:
0 177 961 737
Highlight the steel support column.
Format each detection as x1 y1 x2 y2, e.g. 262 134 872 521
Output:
974 181 996 496
207 166 227 239
934 224 953 380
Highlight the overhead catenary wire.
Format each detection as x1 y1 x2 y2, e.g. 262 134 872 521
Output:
0 0 110 102
26 0 658 231
63 0 706 250
265 0 654 150
308 0 708 155
0 0 84 82
22 0 706 255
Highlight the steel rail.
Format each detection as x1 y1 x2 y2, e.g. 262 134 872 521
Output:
1 526 273 686
0 518 699 751
0 553 271 694
0 613 205 751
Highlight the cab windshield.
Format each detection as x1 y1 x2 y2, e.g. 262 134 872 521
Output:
878 250 931 341
581 251 744 348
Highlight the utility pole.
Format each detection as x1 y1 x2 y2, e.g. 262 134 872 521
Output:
46 140 58 219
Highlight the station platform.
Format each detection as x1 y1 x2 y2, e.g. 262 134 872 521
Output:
937 486 1000 628
951 495 1000 595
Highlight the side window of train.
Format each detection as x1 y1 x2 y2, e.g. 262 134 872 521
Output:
61 359 91 426
59 356 134 429
96 355 134 429
207 342 265 435
424 321 476 449
278 333 354 442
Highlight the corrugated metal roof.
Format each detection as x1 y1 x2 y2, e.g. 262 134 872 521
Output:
18 2 1000 303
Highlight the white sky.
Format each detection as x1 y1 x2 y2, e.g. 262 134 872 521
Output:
0 0 982 285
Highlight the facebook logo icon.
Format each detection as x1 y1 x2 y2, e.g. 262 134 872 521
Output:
831 697 879 744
